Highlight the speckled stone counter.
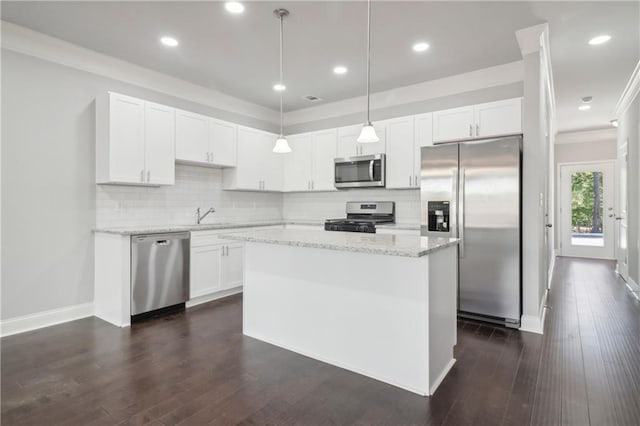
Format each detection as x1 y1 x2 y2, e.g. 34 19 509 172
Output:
220 228 458 258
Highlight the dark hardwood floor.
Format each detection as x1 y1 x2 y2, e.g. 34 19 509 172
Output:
2 257 639 425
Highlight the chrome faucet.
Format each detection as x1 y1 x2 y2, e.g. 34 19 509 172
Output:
196 207 216 224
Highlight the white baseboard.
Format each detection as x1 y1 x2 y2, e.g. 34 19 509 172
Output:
1 303 94 337
186 287 242 308
626 276 639 301
519 290 548 335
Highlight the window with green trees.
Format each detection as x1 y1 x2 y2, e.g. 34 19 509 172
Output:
571 171 603 235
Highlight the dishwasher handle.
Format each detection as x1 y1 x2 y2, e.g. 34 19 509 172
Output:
132 232 190 244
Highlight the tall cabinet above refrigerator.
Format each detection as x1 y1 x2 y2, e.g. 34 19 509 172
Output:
421 136 522 327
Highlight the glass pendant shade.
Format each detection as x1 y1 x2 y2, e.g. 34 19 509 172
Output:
273 136 291 153
357 123 379 143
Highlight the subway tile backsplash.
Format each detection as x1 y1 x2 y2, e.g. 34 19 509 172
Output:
96 165 283 228
97 165 421 227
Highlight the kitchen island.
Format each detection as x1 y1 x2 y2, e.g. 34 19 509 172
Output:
220 229 459 396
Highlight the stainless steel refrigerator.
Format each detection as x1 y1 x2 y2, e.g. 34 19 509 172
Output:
420 136 522 328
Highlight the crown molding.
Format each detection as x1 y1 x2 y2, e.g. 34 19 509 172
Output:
614 60 640 117
555 127 617 145
285 60 524 126
1 21 280 124
515 23 547 56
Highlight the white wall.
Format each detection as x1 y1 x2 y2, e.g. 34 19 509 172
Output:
1 49 280 320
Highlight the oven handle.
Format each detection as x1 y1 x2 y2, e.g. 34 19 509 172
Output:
368 160 374 181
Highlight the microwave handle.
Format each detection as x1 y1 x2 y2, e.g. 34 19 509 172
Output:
368 160 374 181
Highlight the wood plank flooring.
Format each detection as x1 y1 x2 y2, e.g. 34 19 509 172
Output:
2 257 639 425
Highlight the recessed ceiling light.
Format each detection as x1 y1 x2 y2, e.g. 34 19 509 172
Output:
588 35 611 45
333 66 348 75
273 83 286 91
412 42 430 52
610 119 619 127
160 36 179 47
225 2 245 14
578 105 591 111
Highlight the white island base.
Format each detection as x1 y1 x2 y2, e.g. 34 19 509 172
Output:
240 238 458 396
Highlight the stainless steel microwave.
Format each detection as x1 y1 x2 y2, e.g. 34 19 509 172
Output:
334 154 386 189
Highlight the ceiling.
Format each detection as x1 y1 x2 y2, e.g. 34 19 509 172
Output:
2 1 638 133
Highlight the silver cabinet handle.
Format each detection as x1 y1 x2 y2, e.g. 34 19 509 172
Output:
409 175 412 186
476 124 479 136
415 175 418 187
140 169 144 182
469 125 472 137
312 181 314 190
459 168 466 258
147 170 150 182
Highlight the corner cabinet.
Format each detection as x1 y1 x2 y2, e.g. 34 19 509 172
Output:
283 129 337 192
96 92 175 185
223 126 283 191
433 98 522 143
175 110 237 168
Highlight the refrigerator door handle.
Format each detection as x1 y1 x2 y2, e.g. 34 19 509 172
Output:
459 168 466 258
450 168 458 240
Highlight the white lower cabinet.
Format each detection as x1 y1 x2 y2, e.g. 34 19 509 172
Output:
189 231 246 302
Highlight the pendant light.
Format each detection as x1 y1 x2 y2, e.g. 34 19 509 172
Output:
272 8 291 153
357 0 379 144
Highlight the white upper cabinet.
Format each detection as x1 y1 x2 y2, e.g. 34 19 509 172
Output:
432 106 475 143
384 116 415 189
175 110 209 164
144 102 176 185
432 98 522 143
209 118 236 167
223 126 283 191
96 92 175 186
474 98 522 138
283 129 337 192
337 124 386 158
283 133 313 192
310 129 338 191
414 112 434 183
176 111 237 167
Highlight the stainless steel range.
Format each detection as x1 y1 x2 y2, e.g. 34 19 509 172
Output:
324 201 395 233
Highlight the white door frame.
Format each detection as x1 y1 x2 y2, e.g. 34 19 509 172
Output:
615 139 629 281
557 160 616 260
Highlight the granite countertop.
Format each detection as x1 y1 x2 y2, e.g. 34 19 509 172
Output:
219 228 458 258
93 220 324 235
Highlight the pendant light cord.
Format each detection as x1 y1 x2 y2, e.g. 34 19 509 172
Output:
366 0 371 125
279 13 284 137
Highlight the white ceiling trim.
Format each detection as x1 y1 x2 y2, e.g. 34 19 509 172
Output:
0 21 280 124
285 60 524 126
555 127 617 145
614 59 640 118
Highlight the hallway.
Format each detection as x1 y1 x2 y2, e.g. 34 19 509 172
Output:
1 257 639 425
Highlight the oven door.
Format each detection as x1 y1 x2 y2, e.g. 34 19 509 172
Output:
334 154 385 188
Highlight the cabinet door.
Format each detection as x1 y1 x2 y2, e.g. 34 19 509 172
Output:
144 102 175 185
108 93 145 183
384 117 415 189
175 110 209 164
432 106 474 143
190 245 222 298
221 244 243 290
311 129 338 191
283 133 313 191
337 124 386 157
475 98 522 138
209 118 236 167
235 127 266 189
414 113 433 184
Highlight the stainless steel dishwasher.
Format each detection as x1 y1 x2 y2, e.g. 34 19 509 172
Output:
131 232 190 316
